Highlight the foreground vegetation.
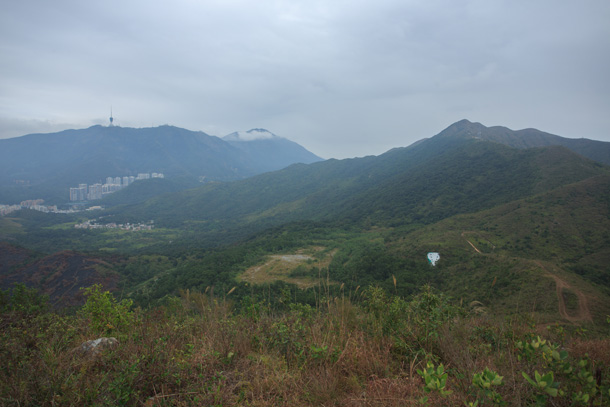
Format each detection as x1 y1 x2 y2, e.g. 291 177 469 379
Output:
2 284 609 406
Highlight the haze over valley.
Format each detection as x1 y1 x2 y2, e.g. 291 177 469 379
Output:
2 1 610 404
2 118 610 404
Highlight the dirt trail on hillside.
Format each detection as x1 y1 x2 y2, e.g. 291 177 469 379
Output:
461 232 482 254
460 232 593 324
465 239 482 254
535 261 592 324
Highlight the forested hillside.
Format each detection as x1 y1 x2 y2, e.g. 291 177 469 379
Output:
441 119 610 165
2 120 610 406
104 126 607 248
0 125 322 204
2 120 608 323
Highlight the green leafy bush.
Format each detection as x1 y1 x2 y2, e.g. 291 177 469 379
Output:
417 361 452 397
2 283 48 315
472 368 504 405
79 284 135 335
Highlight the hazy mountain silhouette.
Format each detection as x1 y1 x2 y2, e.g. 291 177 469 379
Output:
0 125 322 203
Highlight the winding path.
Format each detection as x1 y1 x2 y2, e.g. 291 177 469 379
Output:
460 231 592 324
535 261 592 324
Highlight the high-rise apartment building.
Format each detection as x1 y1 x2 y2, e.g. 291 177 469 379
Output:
70 184 88 201
88 183 103 200
78 184 87 200
69 171 164 201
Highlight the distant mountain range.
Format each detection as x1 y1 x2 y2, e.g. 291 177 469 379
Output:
223 129 324 173
1 120 608 207
106 120 610 243
2 119 609 319
95 119 609 319
434 119 610 165
0 125 323 204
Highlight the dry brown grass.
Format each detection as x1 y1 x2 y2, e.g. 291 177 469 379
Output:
2 289 610 406
569 338 610 367
237 247 336 288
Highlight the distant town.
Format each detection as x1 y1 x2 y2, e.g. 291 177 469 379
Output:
74 219 154 231
70 172 164 201
0 199 89 216
0 172 165 217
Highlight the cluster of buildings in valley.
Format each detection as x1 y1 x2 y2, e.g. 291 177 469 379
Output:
0 199 78 216
74 219 154 231
69 172 164 202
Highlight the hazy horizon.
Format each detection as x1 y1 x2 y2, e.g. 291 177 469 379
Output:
2 0 609 159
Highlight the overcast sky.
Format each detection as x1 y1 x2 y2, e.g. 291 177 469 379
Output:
1 0 609 159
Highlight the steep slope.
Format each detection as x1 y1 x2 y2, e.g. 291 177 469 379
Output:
455 175 610 286
438 119 610 165
382 174 610 324
223 128 323 173
108 126 607 246
340 140 606 225
0 125 321 204
98 177 201 208
4 121 609 323
0 125 239 184
0 243 119 307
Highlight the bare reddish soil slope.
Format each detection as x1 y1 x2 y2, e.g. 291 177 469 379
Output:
0 243 118 307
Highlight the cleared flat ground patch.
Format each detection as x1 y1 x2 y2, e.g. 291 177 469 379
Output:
238 247 335 288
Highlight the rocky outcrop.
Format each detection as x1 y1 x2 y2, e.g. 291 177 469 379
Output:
76 337 119 357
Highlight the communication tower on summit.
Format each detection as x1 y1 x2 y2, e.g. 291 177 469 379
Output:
109 107 114 127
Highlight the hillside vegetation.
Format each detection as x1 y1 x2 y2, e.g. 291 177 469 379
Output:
1 120 610 405
3 121 609 318
442 119 610 165
2 283 610 406
0 125 322 204
105 134 606 233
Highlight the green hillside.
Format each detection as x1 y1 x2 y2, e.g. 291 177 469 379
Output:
2 120 609 326
68 136 606 328
380 174 610 325
3 121 610 406
105 132 607 252
0 125 322 205
99 177 201 208
436 119 610 165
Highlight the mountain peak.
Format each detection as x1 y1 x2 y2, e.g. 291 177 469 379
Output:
434 120 610 165
438 119 487 137
223 129 279 142
455 119 474 126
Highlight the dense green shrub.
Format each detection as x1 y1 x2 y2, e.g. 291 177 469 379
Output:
79 284 135 335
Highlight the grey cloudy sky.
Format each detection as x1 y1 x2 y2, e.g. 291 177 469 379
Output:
1 0 609 159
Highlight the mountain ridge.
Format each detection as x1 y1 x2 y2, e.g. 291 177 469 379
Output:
105 124 609 249
223 128 325 172
438 119 610 164
2 119 609 325
0 125 323 204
